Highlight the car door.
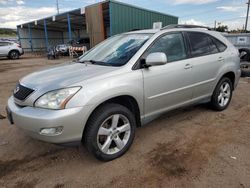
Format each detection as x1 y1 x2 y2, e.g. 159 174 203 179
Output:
0 42 10 56
141 32 194 118
185 32 226 99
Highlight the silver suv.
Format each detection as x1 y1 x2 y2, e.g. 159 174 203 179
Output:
6 25 241 161
0 40 24 59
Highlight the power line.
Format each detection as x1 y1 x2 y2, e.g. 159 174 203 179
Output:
206 16 246 25
56 0 59 14
245 0 250 31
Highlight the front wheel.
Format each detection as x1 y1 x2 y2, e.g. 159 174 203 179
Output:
84 104 136 161
210 77 233 111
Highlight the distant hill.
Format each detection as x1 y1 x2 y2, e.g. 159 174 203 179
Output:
0 28 17 37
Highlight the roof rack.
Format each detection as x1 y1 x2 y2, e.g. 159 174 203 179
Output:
161 24 212 30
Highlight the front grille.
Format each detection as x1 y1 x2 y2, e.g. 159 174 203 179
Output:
13 84 34 101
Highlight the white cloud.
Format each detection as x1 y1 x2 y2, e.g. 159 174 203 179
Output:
170 0 218 5
180 18 250 30
0 6 57 28
216 6 244 12
0 0 25 5
180 19 207 26
16 0 24 5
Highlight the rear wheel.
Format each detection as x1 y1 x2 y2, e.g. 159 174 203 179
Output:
210 77 233 111
8 50 19 60
84 103 136 161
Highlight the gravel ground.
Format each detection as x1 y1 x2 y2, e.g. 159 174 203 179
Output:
0 56 250 188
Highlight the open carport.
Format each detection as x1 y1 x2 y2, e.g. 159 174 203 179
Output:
17 0 178 52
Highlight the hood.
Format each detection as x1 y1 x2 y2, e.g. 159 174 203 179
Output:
20 62 117 90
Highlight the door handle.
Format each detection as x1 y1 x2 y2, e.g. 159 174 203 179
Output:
218 57 224 62
184 64 193 70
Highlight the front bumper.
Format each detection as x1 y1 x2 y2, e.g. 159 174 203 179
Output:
7 96 89 144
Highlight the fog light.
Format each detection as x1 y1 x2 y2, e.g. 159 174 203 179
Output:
40 126 63 136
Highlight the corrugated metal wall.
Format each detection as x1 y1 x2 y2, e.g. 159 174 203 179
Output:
224 34 250 49
109 1 178 36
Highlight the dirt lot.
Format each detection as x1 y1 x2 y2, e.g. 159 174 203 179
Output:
0 56 250 188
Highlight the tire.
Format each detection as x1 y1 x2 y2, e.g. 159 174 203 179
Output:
8 50 20 60
210 77 233 111
240 63 250 77
84 103 136 161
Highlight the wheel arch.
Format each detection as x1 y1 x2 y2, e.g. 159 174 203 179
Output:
221 72 235 90
82 95 141 141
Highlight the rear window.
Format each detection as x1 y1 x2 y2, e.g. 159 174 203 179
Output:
187 32 211 57
211 37 227 52
187 32 227 57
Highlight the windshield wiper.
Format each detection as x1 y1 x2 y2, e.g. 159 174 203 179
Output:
80 60 112 66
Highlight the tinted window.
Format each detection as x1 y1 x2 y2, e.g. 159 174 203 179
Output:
0 42 9 46
187 32 211 57
145 33 187 62
207 36 219 53
211 37 227 52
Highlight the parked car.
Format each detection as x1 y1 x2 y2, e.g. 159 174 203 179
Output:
0 40 24 59
55 44 69 56
6 25 241 161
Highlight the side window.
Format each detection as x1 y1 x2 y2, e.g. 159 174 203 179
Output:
211 37 227 52
207 36 219 54
144 33 187 62
187 32 211 57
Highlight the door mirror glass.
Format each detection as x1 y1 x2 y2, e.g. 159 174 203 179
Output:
146 52 167 66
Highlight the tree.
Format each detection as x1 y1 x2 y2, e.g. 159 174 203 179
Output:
215 25 228 32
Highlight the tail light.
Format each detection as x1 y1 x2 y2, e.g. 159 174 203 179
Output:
14 43 21 48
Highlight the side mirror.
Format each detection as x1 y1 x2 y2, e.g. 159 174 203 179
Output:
145 52 167 67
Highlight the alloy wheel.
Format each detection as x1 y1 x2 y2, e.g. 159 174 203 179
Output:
97 114 131 155
218 82 231 107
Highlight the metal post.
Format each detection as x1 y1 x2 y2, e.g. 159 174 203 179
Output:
245 0 250 32
109 3 112 37
67 13 72 42
61 32 64 43
28 24 33 52
56 0 59 14
17 26 21 45
44 19 49 51
77 29 80 39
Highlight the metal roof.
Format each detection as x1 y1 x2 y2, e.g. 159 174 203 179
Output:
17 8 86 31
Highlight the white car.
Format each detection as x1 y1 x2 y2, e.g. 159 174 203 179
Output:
0 41 24 59
7 25 241 161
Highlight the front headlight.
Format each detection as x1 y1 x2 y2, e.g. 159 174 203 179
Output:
34 87 81 110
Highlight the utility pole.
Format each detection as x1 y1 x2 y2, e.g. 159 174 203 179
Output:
245 0 250 32
56 0 59 14
214 20 217 30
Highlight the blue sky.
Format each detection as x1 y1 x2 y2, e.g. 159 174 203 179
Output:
0 0 249 30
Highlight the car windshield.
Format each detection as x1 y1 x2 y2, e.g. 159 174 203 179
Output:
78 33 152 67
